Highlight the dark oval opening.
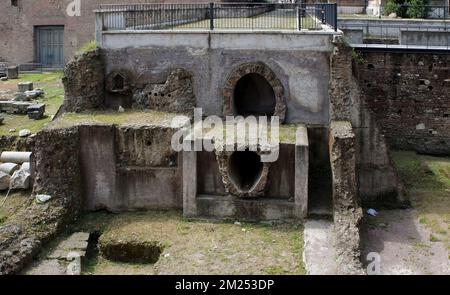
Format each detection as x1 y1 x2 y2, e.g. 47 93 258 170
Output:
228 150 263 192
233 73 276 117
112 74 125 91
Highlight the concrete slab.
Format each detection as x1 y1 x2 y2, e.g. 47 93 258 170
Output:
303 220 338 275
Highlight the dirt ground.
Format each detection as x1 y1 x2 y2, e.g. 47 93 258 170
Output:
361 151 450 275
62 211 306 275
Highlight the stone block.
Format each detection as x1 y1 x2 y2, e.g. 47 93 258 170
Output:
10 169 31 190
0 171 11 191
21 162 30 173
0 101 33 114
13 92 29 102
0 163 20 176
329 121 364 275
6 66 19 79
18 82 33 93
19 129 31 137
0 151 32 164
27 104 45 120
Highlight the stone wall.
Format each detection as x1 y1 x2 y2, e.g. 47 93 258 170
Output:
79 124 183 212
354 50 450 155
100 33 332 123
0 136 34 154
329 37 407 207
329 121 364 275
0 127 82 274
63 49 105 112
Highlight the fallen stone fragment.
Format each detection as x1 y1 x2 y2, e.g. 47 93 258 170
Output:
13 92 29 102
46 232 90 261
367 208 378 217
18 82 33 93
0 151 32 164
0 77 8 81
0 171 11 191
19 129 31 137
27 104 45 120
9 169 31 190
6 66 19 79
21 162 30 172
36 194 52 204
34 89 45 96
0 163 20 175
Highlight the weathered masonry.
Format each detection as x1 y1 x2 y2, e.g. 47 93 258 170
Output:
54 3 404 223
0 2 414 275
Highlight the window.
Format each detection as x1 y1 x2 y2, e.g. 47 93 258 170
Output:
11 0 18 7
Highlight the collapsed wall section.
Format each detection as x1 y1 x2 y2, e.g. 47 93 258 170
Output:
0 127 82 274
329 37 407 207
329 121 364 275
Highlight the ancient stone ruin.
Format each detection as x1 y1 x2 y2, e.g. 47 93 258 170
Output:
1 2 430 276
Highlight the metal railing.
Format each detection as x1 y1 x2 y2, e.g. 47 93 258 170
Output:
337 3 449 20
97 2 338 32
341 23 450 50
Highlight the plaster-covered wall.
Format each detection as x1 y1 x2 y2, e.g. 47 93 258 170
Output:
101 32 334 124
79 125 182 212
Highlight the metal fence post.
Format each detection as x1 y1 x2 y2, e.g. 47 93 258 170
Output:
297 4 301 31
209 2 214 31
334 3 338 31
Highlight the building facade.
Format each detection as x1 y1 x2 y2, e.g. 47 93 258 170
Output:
0 0 212 67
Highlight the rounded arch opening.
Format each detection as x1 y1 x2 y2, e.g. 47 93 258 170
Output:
233 73 276 117
228 150 263 192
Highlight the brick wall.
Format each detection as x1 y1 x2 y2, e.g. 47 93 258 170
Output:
0 0 212 65
355 50 450 155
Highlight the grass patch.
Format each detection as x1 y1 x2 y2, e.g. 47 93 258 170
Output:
419 217 428 224
172 10 319 30
392 151 450 191
430 234 441 242
70 211 305 275
0 215 7 225
0 71 64 136
0 191 31 223
76 40 97 56
48 109 187 130
392 151 450 255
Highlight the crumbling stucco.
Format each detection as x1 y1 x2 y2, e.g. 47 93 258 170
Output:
62 49 105 113
133 68 196 114
329 121 364 275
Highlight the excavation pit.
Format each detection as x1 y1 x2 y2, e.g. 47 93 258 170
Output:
99 234 165 264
